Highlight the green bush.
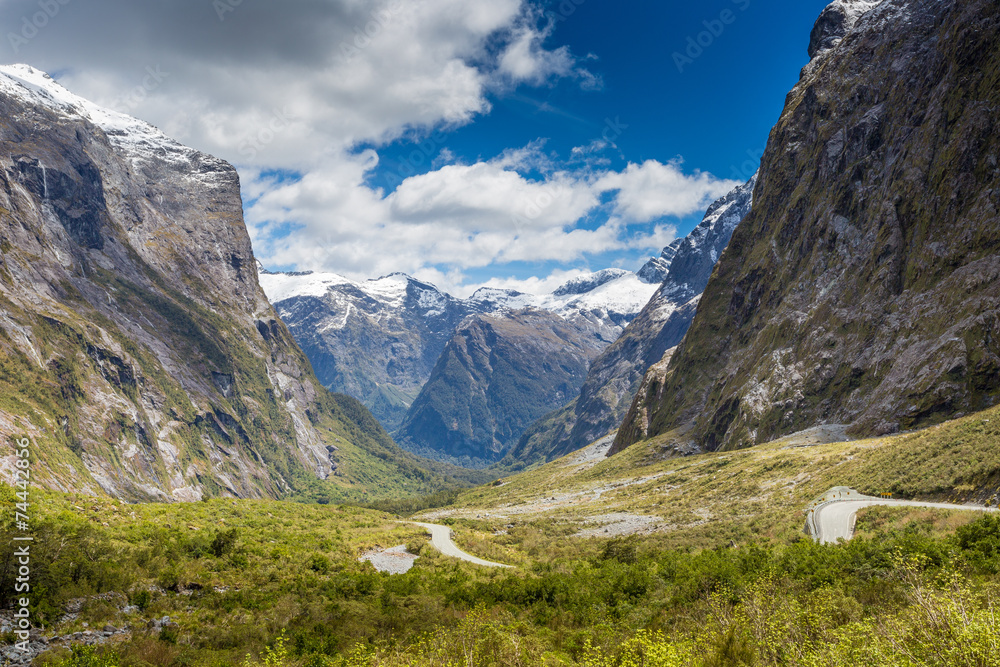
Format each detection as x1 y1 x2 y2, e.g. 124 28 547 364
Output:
211 528 239 557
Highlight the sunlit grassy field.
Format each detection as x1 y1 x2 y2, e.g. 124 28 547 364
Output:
2 404 998 666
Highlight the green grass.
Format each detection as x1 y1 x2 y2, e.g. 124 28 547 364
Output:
6 484 1000 667
429 404 1000 551
1 404 998 666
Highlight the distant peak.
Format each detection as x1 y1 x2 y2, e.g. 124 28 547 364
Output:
471 286 525 298
553 268 631 296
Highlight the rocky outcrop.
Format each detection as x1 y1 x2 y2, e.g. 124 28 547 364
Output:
637 240 682 284
808 0 879 59
506 176 755 467
0 66 437 501
612 0 1000 456
395 309 608 467
614 348 677 446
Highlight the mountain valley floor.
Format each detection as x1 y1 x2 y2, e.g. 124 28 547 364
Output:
4 403 1000 666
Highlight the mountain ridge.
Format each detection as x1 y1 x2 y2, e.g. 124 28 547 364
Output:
506 174 756 467
0 64 453 501
612 0 1000 456
259 260 668 431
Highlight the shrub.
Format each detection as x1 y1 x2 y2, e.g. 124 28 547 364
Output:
211 528 240 557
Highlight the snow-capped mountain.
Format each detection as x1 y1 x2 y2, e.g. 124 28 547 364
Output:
0 65 228 186
615 0 1000 456
636 238 682 284
259 264 665 432
506 173 757 467
646 172 757 322
0 65 437 500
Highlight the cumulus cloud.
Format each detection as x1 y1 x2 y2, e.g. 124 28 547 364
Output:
497 20 575 85
3 0 578 167
245 142 727 291
1 0 736 293
595 160 741 223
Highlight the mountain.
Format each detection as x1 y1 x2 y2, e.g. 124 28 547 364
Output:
612 0 1000 455
258 272 482 431
636 239 683 284
0 65 450 501
260 267 661 431
393 309 608 467
506 175 756 468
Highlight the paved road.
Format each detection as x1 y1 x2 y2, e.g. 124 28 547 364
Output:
413 522 512 568
810 491 996 544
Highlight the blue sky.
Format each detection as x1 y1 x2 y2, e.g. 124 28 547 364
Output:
341 0 831 291
4 0 831 296
376 0 825 187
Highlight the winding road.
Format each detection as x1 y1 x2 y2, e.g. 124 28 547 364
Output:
808 487 997 544
413 522 513 568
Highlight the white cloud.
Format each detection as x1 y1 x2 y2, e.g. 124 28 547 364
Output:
2 0 734 290
497 20 575 85
595 160 741 223
20 0 581 169
389 161 597 228
244 142 726 290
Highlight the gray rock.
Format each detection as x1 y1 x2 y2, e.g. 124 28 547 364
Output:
396 309 609 467
512 175 756 465
0 65 430 500
616 0 1000 454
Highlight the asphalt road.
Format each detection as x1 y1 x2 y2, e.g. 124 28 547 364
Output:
811 493 996 544
413 522 512 568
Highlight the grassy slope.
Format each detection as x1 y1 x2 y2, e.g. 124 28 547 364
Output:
429 403 1000 550
1 405 999 666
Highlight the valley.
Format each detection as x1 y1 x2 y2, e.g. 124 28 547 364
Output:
4 403 999 666
1 0 999 664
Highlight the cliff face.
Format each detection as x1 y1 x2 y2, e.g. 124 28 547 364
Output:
261 273 486 431
395 309 607 467
0 66 432 501
612 0 1000 455
507 176 755 467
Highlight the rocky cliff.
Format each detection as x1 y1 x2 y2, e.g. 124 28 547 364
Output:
612 0 1000 455
394 309 608 467
507 175 755 467
260 272 485 431
0 66 442 501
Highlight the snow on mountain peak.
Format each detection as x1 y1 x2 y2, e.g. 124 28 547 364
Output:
258 271 354 303
552 268 631 296
0 64 225 180
808 0 880 60
261 266 660 326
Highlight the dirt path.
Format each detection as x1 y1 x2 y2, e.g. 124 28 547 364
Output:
809 488 996 544
412 522 512 568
